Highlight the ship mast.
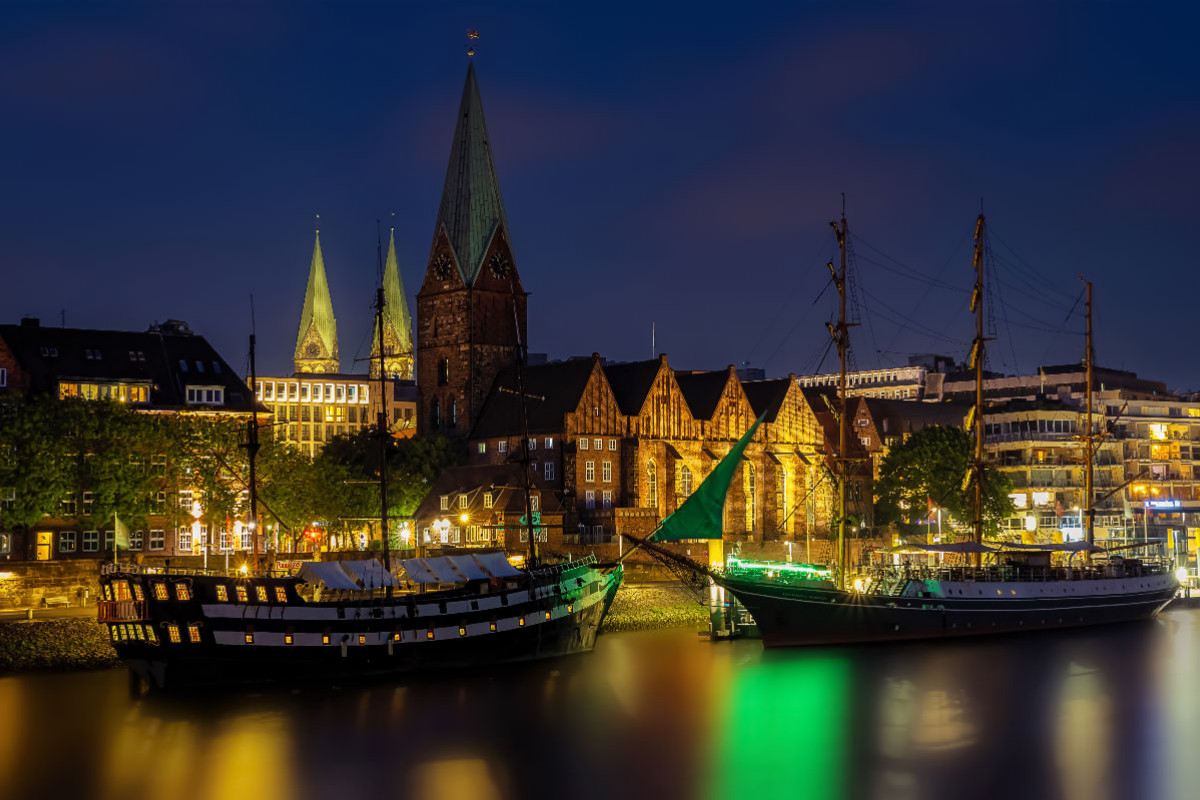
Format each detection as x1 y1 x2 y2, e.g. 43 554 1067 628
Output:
827 210 852 590
970 214 987 566
509 274 539 567
375 224 395 595
1082 278 1095 558
248 302 261 572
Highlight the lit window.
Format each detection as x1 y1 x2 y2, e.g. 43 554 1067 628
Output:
593 438 602 450
440 495 449 511
609 439 617 451
459 495 468 510
585 461 595 482
545 437 554 449
586 490 595 509
236 586 248 603
545 462 555 481
489 619 497 632
519 616 525 627
167 624 181 643
153 583 168 601
275 586 287 603
358 633 366 645
484 492 494 509
602 461 612 482
216 585 228 602
245 628 254 644
579 438 589 451
255 586 268 603
188 625 201 643
285 630 294 645
322 628 331 645
174 583 191 601
478 442 487 454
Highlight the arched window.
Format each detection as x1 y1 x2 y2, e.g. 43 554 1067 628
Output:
431 398 440 429
746 463 756 532
647 460 658 510
437 358 449 386
777 467 790 534
679 464 693 498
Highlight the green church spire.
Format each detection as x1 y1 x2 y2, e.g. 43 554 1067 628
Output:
294 227 340 374
371 227 414 380
435 61 512 285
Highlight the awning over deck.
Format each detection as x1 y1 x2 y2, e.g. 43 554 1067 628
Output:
397 552 524 584
296 561 366 591
890 542 998 555
341 559 401 588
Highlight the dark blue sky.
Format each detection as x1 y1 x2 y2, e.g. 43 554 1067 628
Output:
3 2 1198 388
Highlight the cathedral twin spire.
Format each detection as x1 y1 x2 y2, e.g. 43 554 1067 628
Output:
292 225 414 379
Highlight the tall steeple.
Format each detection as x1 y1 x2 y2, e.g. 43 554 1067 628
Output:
435 60 513 286
416 61 527 438
293 227 340 374
371 226 414 380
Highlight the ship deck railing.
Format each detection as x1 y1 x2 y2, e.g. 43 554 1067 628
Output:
868 560 1172 589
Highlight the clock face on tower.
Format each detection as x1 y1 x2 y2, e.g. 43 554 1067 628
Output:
487 253 511 280
431 252 454 281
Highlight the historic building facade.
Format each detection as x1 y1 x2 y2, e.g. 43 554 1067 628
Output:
416 63 526 439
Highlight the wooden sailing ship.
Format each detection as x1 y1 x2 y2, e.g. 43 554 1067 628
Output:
97 247 623 691
692 212 1177 645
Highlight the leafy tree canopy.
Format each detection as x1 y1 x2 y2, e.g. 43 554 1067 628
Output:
873 425 1014 538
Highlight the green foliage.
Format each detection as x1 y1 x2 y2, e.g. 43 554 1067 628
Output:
873 425 1015 538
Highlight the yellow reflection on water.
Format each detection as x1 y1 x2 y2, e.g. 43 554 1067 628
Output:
1053 662 1111 800
410 758 503 800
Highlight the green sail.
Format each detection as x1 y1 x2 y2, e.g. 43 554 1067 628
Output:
651 413 764 542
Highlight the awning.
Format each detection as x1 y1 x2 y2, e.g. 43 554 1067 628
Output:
447 555 489 581
890 542 998 555
341 559 400 588
473 551 523 578
994 541 1107 554
398 559 439 584
296 561 363 591
423 557 463 583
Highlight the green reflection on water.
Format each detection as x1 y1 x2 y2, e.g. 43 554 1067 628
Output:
710 654 851 800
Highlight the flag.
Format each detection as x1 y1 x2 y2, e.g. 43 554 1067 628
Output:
113 513 130 550
926 496 937 523
1054 499 1064 518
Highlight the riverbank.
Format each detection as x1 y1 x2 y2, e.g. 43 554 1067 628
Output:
0 618 119 673
0 581 704 675
601 581 708 633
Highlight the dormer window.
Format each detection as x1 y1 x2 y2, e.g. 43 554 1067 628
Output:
39 347 58 358
179 360 188 372
440 495 449 511
484 492 494 509
458 495 468 510
185 386 224 406
195 361 205 373
211 362 221 373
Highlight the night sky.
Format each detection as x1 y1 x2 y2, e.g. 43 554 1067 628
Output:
3 2 1198 388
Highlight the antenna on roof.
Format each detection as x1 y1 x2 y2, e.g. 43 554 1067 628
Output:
651 321 655 359
314 212 320 233
467 28 479 57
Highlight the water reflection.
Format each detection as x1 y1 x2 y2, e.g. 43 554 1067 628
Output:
1 614 1197 800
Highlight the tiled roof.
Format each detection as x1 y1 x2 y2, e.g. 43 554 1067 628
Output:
0 319 255 412
471 358 596 438
674 370 731 421
740 378 792 423
602 359 661 416
413 463 562 521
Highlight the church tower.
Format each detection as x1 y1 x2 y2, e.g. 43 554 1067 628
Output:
294 228 340 374
417 62 527 437
370 227 415 380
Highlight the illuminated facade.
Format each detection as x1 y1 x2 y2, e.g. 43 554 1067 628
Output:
0 317 259 561
293 230 340 375
253 374 417 456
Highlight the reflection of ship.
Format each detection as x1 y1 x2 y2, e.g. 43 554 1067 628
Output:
665 213 1178 646
97 245 622 691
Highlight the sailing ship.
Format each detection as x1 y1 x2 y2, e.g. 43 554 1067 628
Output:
97 249 622 691
655 213 1179 646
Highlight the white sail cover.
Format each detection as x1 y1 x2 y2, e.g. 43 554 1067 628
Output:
422 557 462 583
296 561 363 591
473 552 523 578
398 559 439 584
447 555 489 580
341 559 400 588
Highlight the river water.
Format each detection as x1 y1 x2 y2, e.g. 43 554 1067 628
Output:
3 609 1200 800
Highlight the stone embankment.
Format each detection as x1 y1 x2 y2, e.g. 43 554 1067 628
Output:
601 581 709 633
0 580 707 675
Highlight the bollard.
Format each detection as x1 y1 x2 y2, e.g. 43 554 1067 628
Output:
26 608 33 620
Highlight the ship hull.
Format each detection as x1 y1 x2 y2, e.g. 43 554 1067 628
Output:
99 559 622 691
717 574 1178 647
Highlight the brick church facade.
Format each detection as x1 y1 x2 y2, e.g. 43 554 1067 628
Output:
411 62 870 550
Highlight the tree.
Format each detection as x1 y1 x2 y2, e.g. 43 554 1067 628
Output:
874 425 1014 538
